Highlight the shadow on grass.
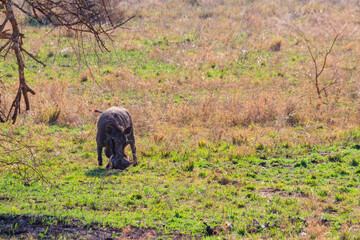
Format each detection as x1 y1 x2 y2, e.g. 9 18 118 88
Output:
85 168 124 177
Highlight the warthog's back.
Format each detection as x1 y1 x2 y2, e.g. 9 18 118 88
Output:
96 107 133 147
97 107 132 130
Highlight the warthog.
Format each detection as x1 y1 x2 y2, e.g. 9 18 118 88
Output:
95 107 137 170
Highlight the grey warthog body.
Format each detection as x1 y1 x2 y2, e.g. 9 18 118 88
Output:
96 107 137 170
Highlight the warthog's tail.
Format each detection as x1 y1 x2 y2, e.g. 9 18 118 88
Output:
91 109 102 113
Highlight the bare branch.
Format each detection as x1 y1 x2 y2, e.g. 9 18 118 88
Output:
0 132 52 185
12 1 44 25
0 38 12 54
0 0 132 123
20 47 46 67
317 34 339 78
306 45 318 77
0 16 9 33
294 22 345 104
304 72 316 85
105 15 135 33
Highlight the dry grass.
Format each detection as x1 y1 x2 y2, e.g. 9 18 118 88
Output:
2 0 360 151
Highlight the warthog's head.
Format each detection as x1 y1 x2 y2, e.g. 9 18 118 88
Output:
105 125 130 170
108 154 130 170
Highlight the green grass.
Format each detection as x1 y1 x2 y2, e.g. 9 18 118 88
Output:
1 124 360 238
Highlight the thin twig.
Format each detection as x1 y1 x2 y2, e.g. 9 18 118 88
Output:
20 47 46 67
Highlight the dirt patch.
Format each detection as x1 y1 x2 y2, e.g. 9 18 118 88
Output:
0 214 196 239
0 196 12 201
259 188 309 198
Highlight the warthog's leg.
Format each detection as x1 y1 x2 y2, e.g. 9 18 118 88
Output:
129 140 137 166
97 146 103 166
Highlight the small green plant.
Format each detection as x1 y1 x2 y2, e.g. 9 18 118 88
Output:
131 193 143 200
30 216 36 225
255 143 265 151
44 226 49 234
282 142 290 148
245 185 256 190
237 227 246 235
38 233 47 239
183 160 194 172
198 172 207 178
350 159 359 167
318 189 328 197
339 169 349 175
294 160 307 168
335 194 345 202
218 177 230 185
237 201 246 208
328 154 342 163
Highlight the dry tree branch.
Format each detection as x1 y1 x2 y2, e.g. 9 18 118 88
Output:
0 0 133 123
20 47 46 67
0 38 12 53
12 1 44 25
0 95 5 122
0 16 9 32
307 33 339 103
292 23 346 104
2 0 36 123
317 34 339 79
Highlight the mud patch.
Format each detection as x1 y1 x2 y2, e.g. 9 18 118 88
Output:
0 214 196 239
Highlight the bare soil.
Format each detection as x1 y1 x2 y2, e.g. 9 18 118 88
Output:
258 188 309 198
0 214 196 239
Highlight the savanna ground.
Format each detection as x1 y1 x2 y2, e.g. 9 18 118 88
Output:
1 0 360 239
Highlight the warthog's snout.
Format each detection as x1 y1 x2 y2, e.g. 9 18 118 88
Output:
107 154 130 170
